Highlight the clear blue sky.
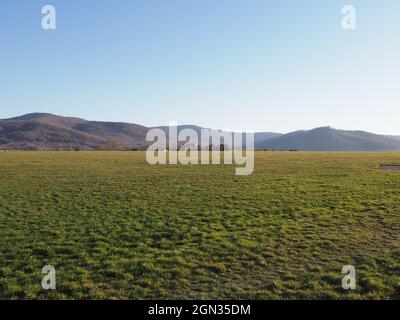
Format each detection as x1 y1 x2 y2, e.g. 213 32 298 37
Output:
1 0 399 134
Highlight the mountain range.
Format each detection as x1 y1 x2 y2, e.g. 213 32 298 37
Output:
1 113 400 151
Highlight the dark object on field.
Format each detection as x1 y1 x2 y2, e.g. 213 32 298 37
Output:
380 165 400 170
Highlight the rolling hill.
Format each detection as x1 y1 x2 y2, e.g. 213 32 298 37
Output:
258 127 400 151
0 113 149 150
1 113 400 151
0 113 281 151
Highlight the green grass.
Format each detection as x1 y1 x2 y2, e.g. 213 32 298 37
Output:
0 151 400 299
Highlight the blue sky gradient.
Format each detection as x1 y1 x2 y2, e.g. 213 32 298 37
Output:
1 0 399 133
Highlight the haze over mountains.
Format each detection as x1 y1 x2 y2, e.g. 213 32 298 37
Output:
1 113 400 151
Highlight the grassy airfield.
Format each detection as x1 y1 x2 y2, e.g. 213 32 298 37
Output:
0 151 399 299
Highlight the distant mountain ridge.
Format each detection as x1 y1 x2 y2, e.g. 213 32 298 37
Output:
259 127 400 151
0 113 149 150
1 113 400 151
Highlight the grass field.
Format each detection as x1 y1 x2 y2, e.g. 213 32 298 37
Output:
0 151 400 299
